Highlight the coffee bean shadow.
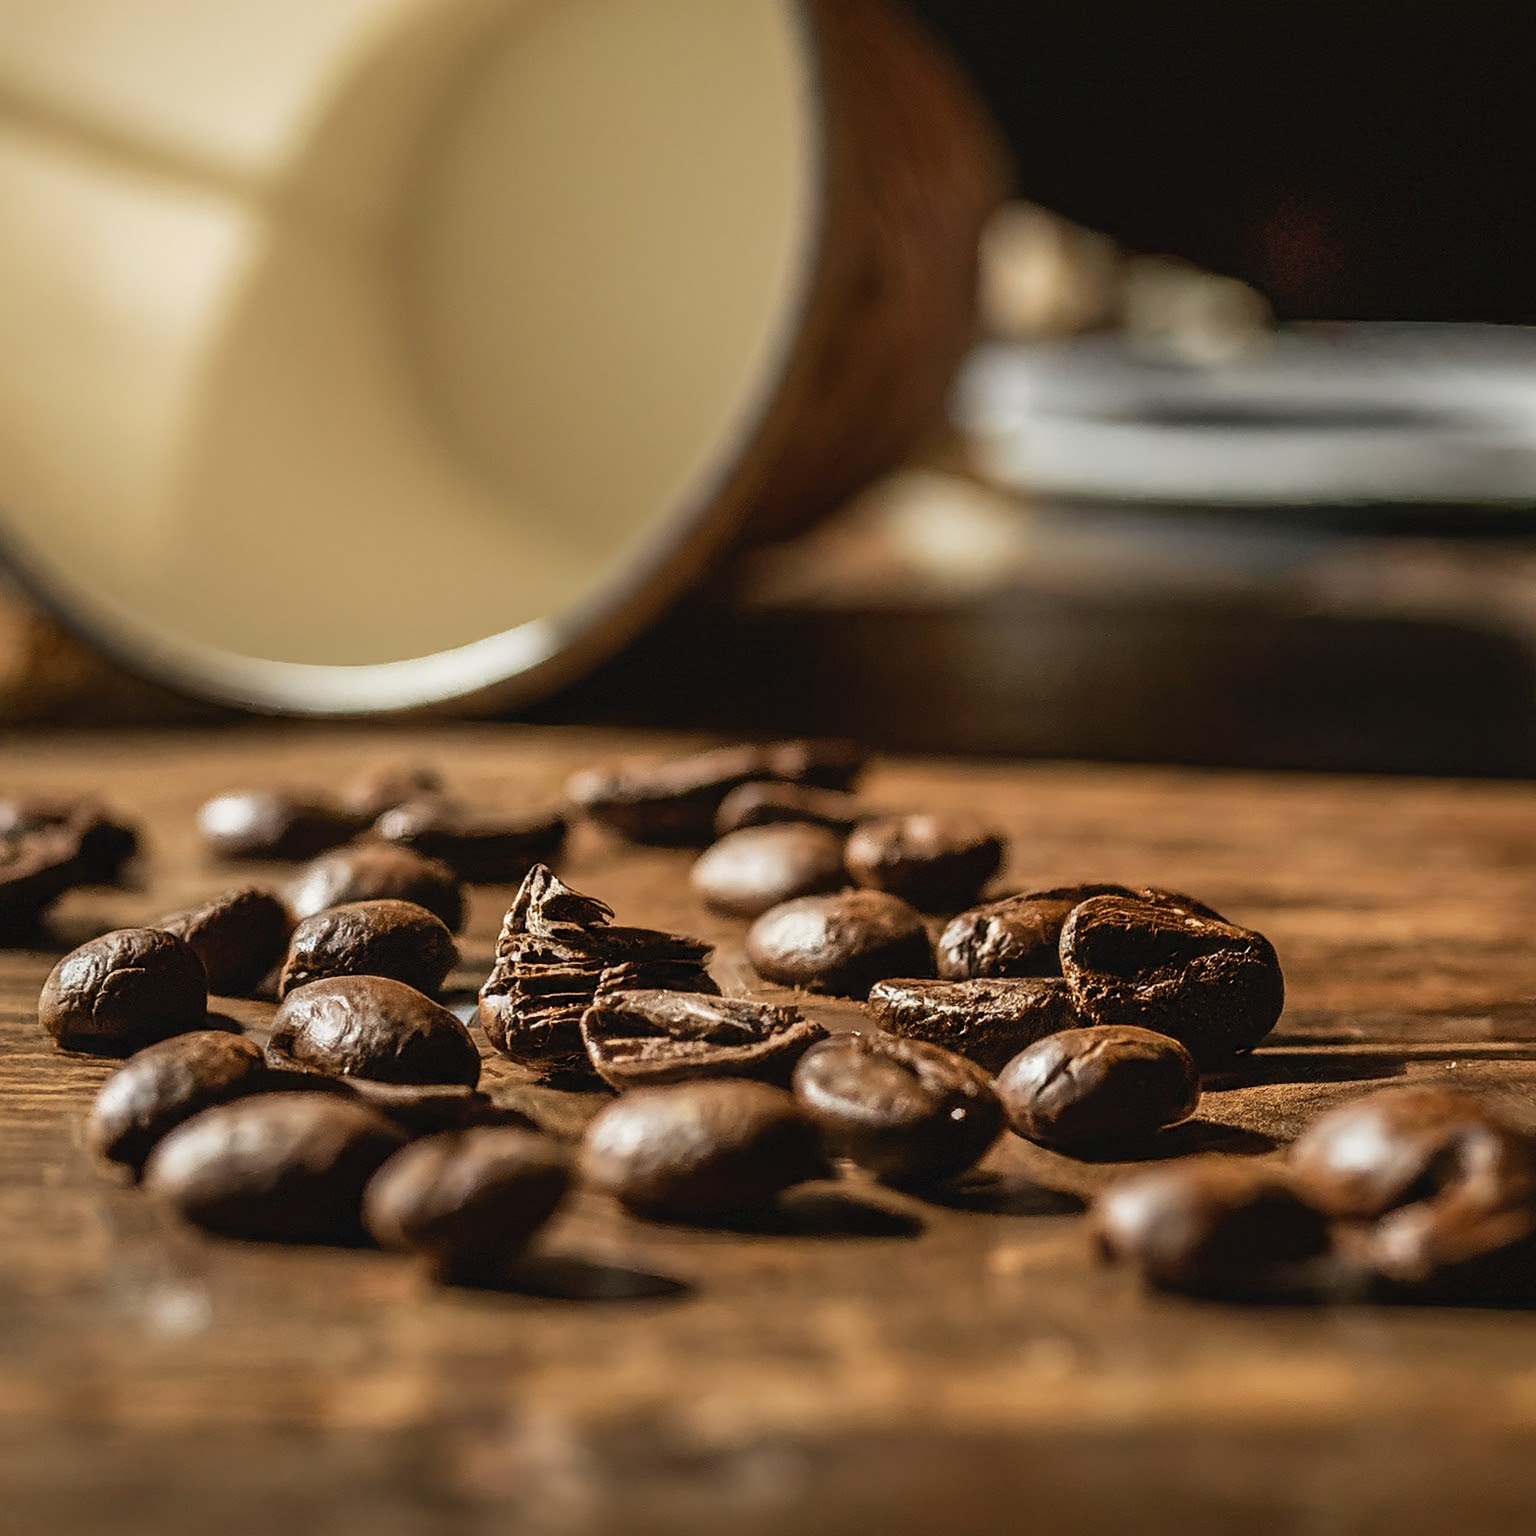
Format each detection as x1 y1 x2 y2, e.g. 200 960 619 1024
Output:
457 1252 693 1303
202 1012 249 1036
652 1185 924 1239
1204 1051 1407 1090
921 1171 1085 1217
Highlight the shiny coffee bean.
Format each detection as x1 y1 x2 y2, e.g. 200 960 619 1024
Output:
791 1033 1003 1186
286 843 465 933
843 814 1005 913
339 762 444 820
1060 894 1283 1065
690 824 848 918
277 899 458 999
580 1080 825 1220
996 1025 1200 1151
867 976 1079 1074
1367 1187 1536 1300
364 1128 570 1281
157 887 292 996
271 975 481 1087
39 928 207 1055
714 782 865 838
374 800 567 884
197 790 365 861
144 1093 405 1242
746 890 933 998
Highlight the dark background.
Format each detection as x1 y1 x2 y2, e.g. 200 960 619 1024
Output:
908 0 1535 322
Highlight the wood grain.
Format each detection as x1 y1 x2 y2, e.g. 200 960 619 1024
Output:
5 726 1536 1535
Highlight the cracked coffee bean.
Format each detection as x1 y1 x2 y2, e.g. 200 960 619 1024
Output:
277 899 458 999
714 782 865 838
286 843 465 933
1060 894 1283 1065
339 762 444 820
39 928 208 1055
580 990 828 1091
792 1033 1002 1186
996 1025 1200 1151
479 865 716 1075
270 975 481 1087
197 790 364 861
843 814 1005 913
157 887 292 996
867 976 1079 1074
690 824 848 918
364 1128 570 1281
374 800 567 884
87 1031 272 1173
0 796 139 885
746 890 933 998
580 1080 825 1220
1094 1158 1331 1297
144 1092 405 1242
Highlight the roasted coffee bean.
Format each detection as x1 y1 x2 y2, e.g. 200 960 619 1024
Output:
339 762 443 820
39 928 207 1055
567 740 866 847
286 843 465 933
1094 1159 1331 1296
271 975 481 1087
791 1033 1002 1186
277 899 458 999
374 799 567 884
1367 1188 1536 1300
156 887 292 996
843 815 1005 913
197 790 364 861
364 1128 570 1281
690 824 848 919
996 1025 1200 1151
87 1031 272 1173
746 890 933 998
0 825 84 934
144 1093 405 1242
580 990 828 1091
867 976 1079 1073
0 796 139 885
479 865 716 1075
580 1080 825 1220
1060 894 1283 1065
714 782 865 838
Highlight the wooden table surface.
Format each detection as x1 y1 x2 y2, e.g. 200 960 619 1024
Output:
5 725 1536 1536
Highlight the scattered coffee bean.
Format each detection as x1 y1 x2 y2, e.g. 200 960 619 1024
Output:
792 1033 1002 1186
0 796 139 885
479 865 716 1075
156 887 292 996
1367 1187 1536 1300
1094 1158 1331 1296
714 782 865 838
690 824 848 918
87 1031 272 1173
996 1025 1200 1151
364 1128 570 1281
580 1080 825 1220
867 976 1079 1073
1060 894 1283 1065
373 799 566 884
0 825 86 935
843 814 1005 912
277 899 458 999
580 990 828 1091
39 928 208 1055
270 975 481 1087
746 890 933 998
286 843 465 933
339 762 443 820
144 1092 405 1242
197 790 364 861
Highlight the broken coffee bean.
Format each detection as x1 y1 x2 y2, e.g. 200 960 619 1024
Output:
39 927 208 1055
157 887 292 996
690 823 848 918
373 800 567 884
746 889 933 998
713 782 865 838
277 899 458 999
843 814 1005 912
197 790 364 861
286 843 465 933
867 976 1079 1074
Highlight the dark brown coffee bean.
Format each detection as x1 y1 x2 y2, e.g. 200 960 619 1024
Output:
580 990 828 1091
1060 894 1283 1065
197 790 364 861
277 899 458 999
271 975 481 1087
714 782 865 838
39 928 208 1056
843 815 1006 913
339 762 444 820
0 796 139 885
580 1080 825 1219
144 1093 405 1242
479 865 716 1075
690 824 848 919
746 890 933 998
286 843 465 933
364 1128 570 1280
996 1025 1200 1151
0 825 84 934
1094 1159 1331 1296
867 976 1080 1073
1367 1187 1536 1300
792 1033 1002 1185
156 887 292 996
373 799 567 884
86 1031 272 1173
